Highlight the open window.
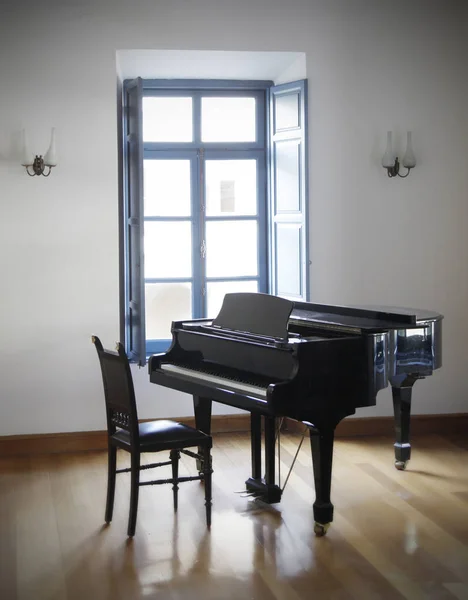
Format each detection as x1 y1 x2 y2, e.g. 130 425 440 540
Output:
122 78 308 365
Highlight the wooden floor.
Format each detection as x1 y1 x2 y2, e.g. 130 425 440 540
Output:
1 431 467 600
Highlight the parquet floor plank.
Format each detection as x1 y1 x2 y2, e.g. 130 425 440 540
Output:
1 432 467 600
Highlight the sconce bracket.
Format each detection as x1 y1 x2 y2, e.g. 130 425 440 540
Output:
25 155 53 177
385 157 412 179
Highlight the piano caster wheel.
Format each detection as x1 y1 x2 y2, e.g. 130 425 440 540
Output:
395 460 408 471
314 522 330 537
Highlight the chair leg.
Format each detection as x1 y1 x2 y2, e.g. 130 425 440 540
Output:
127 452 140 537
203 445 212 528
105 444 117 524
170 449 180 512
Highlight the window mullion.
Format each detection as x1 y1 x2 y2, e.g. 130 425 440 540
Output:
193 93 202 145
198 147 207 316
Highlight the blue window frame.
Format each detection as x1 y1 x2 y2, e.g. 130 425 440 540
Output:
121 78 308 365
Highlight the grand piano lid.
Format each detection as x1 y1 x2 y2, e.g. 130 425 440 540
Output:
212 292 293 340
290 300 443 333
353 304 443 324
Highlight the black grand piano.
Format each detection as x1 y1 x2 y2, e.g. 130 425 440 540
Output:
148 293 442 536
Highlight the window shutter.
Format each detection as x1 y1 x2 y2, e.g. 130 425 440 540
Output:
268 79 309 301
123 78 146 366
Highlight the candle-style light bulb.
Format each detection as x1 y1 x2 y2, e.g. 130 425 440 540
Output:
402 131 416 169
44 127 58 167
20 129 34 166
382 131 395 168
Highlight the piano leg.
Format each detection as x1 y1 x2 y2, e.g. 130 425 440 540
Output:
193 396 212 473
245 414 283 504
309 426 334 537
250 413 262 480
264 415 282 502
193 395 212 435
391 376 417 470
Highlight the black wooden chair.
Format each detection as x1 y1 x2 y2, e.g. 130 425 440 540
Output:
92 335 213 537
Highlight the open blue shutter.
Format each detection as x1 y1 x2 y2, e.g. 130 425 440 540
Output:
268 80 309 301
123 78 146 366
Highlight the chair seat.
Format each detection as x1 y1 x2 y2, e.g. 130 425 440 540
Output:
112 419 211 451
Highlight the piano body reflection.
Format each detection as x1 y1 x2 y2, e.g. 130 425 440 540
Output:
148 293 442 536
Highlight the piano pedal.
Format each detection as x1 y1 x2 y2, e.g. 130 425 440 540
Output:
251 496 271 507
236 490 258 498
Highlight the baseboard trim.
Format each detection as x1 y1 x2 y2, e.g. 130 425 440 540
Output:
0 415 248 457
1 413 467 457
284 413 468 437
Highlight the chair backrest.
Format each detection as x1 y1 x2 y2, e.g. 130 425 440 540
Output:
92 336 139 440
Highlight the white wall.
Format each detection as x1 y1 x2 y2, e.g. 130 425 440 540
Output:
1 0 467 435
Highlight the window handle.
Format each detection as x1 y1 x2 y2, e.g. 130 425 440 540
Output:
200 239 206 259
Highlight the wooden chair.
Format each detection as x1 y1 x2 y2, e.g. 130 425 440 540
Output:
92 335 213 537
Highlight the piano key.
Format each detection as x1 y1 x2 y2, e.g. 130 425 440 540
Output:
159 363 268 399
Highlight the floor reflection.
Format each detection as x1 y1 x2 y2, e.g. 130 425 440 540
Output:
5 433 467 600
107 497 327 600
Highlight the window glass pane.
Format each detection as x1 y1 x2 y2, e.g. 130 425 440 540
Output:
207 280 258 319
206 221 258 277
206 160 257 216
143 97 192 142
144 160 191 217
144 221 192 278
145 282 192 339
202 97 256 142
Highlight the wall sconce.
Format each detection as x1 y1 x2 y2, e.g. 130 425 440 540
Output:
382 131 416 178
21 128 57 176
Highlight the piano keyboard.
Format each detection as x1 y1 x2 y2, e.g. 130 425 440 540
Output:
160 363 268 400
